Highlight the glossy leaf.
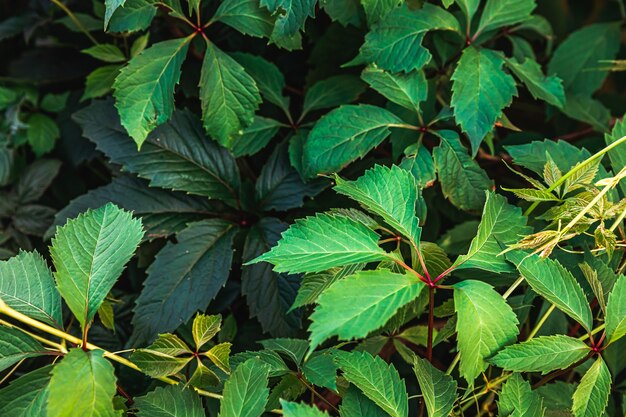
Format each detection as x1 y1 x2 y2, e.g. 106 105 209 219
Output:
572 358 611 417
0 327 46 372
218 358 270 417
606 274 626 344
498 373 545 417
413 357 457 417
135 385 205 417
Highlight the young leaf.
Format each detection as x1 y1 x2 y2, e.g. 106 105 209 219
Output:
0 250 62 328
82 44 126 63
218 358 270 417
498 373 545 417
605 274 626 344
432 130 494 211
302 350 338 391
82 65 121 101
334 164 422 247
213 0 274 39
250 213 388 273
506 57 565 108
74 100 241 207
454 279 519 382
301 75 366 117
50 203 143 331
413 357 457 417
281 400 329 416
309 270 425 352
0 327 46 372
47 349 117 417
451 47 517 155
132 220 237 344
113 37 190 146
192 313 221 350
0 365 51 417
476 0 536 35
130 333 192 377
572 357 611 417
335 350 408 417
361 67 427 114
303 104 404 178
135 385 205 417
204 342 232 373
261 0 316 40
506 251 593 332
490 335 590 374
454 192 530 273
27 113 60 157
339 386 387 417
200 43 262 147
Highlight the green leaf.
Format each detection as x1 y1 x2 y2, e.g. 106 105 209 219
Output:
82 65 122 101
361 0 401 26
400 144 436 188
335 350 408 417
498 373 545 417
432 130 494 211
451 47 517 155
0 250 62 328
291 264 364 310
15 158 61 202
260 338 308 366
135 385 205 417
281 400 329 416
476 0 536 35
113 37 190 146
27 113 59 157
204 342 232 373
74 100 241 207
548 23 620 95
260 0 316 39
454 279 519 382
132 220 237 344
0 365 52 417
361 67 427 114
454 192 530 273
192 313 221 350
47 349 117 417
242 218 302 336
82 44 126 63
188 360 220 389
0 327 46 372
560 94 611 132
40 92 69 113
413 357 457 417
231 52 288 112
214 0 274 38
219 358 270 417
356 4 460 73
230 116 282 157
506 251 593 332
302 350 338 391
303 104 403 178
572 358 611 417
200 42 261 148
490 335 590 374
506 57 565 108
339 385 387 417
301 75 366 117
104 0 126 29
321 0 362 27
605 274 626 344
50 203 143 331
504 139 591 175
107 0 156 32
131 333 192 377
309 270 424 351
334 164 422 247
251 213 388 273
456 0 480 24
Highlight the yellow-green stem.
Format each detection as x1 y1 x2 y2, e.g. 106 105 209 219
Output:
50 0 99 45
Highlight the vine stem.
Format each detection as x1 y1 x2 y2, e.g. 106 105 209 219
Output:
50 0 99 45
527 304 556 339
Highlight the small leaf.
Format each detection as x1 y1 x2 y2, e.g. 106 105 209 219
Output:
131 333 193 378
498 373 546 417
135 385 205 417
302 350 338 391
605 274 626 344
490 335 590 374
50 203 143 332
361 66 427 114
413 357 457 417
82 65 121 101
47 349 117 417
27 113 60 157
301 75 366 116
260 0 316 40
204 342 232 373
572 357 611 417
506 57 565 108
188 361 220 388
0 327 46 372
192 313 221 350
476 0 536 35
82 44 126 63
281 400 329 416
339 385 387 417
213 0 274 38
218 358 270 417
231 52 288 112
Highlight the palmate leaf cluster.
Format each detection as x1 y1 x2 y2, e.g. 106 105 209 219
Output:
0 0 625 416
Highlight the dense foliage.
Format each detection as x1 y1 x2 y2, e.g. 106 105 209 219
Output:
1 0 626 416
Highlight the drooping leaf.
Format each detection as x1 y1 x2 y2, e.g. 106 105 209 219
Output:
231 52 289 112
15 159 61 204
335 350 408 417
281 400 329 416
490 335 590 374
506 251 593 332
454 279 519 382
213 0 274 39
47 349 117 417
200 43 262 147
506 57 565 108
303 104 404 178
498 373 545 417
218 358 270 417
82 44 126 63
0 250 62 328
605 274 626 344
361 67 427 114
454 192 530 273
0 365 52 417
50 203 143 331
301 75 366 117
451 47 517 155
0 327 46 372
432 130 494 211
132 220 237 344
334 164 422 247
572 357 611 417
309 270 424 351
413 357 457 417
74 100 241 207
476 0 536 35
251 213 388 273
130 333 193 377
113 37 190 146
135 385 205 417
